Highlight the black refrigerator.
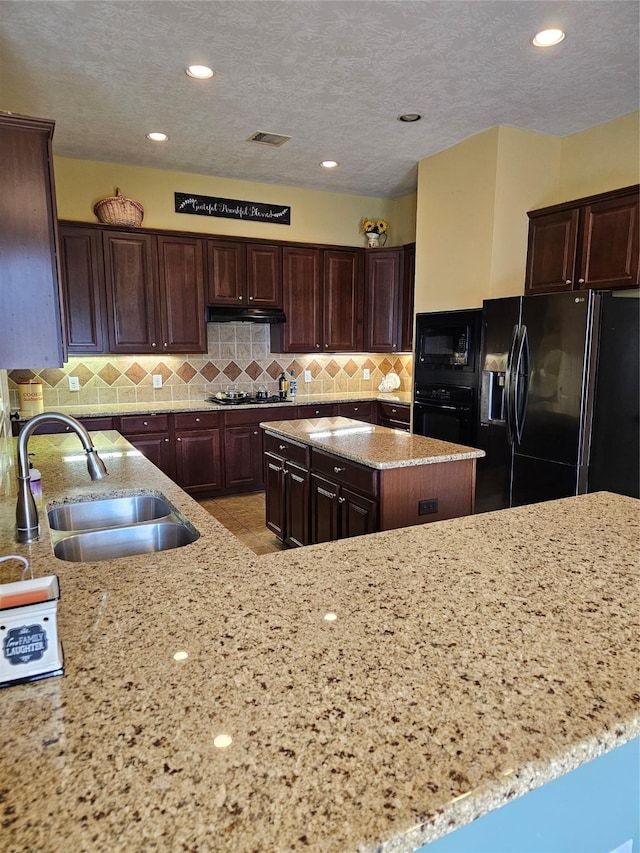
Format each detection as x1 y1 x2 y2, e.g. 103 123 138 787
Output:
475 289 639 513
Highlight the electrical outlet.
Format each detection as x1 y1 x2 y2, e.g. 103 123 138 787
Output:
68 376 80 391
418 498 438 516
152 374 163 389
363 368 370 380
304 370 312 383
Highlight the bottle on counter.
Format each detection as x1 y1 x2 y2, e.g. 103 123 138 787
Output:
289 369 297 398
278 372 289 400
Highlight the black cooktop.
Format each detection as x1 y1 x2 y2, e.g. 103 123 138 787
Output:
208 394 284 406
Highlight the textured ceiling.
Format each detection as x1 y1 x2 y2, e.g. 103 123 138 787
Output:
1 1 638 198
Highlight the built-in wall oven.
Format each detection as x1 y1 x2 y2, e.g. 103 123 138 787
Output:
413 308 482 447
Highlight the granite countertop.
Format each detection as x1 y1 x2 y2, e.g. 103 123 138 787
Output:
262 416 484 468
0 432 638 852
10 391 412 421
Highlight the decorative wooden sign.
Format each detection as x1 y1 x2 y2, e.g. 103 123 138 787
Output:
175 192 291 225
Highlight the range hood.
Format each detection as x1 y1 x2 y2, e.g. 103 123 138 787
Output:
206 306 287 324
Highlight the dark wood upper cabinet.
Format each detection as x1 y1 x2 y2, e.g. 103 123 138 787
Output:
271 246 323 352
323 249 363 352
206 239 282 307
525 185 639 295
103 230 158 353
157 235 206 353
364 249 403 352
58 225 108 353
246 243 282 306
0 113 66 369
401 243 415 352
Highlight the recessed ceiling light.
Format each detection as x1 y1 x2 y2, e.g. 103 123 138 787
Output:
146 131 169 142
398 113 422 123
186 64 215 80
532 28 566 47
320 160 339 169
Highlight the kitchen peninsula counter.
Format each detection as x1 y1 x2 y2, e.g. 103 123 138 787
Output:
0 432 638 852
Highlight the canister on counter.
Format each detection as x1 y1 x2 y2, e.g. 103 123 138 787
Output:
17 380 44 417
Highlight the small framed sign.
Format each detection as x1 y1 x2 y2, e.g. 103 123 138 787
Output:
175 192 291 225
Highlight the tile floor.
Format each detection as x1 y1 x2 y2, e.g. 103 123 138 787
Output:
198 491 287 555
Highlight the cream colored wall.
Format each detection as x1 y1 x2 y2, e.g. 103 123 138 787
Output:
559 111 640 201
54 157 414 248
489 127 561 299
414 128 499 313
414 113 639 314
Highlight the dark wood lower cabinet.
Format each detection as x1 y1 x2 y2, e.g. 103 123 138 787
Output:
175 430 222 493
264 453 286 538
310 473 377 544
284 462 310 547
125 433 175 480
225 423 263 491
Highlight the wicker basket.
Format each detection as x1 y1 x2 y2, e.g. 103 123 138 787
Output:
93 188 144 227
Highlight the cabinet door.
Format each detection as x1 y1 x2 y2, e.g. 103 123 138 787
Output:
58 225 107 354
264 452 286 539
103 231 158 352
157 235 206 353
340 487 377 539
525 209 579 295
364 250 402 352
323 249 363 352
284 462 310 547
400 243 415 352
0 115 66 369
310 473 340 544
246 244 282 306
272 247 322 353
224 423 264 491
175 429 222 493
126 433 174 480
580 193 639 290
206 239 246 305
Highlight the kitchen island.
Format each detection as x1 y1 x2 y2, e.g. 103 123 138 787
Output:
262 416 484 545
0 430 638 852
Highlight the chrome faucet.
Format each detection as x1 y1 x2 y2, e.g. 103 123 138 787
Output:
16 412 108 543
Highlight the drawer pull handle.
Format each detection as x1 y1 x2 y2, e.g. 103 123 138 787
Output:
143 421 148 426
333 466 345 473
354 407 358 411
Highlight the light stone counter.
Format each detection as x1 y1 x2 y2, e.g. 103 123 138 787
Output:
0 431 638 853
262 416 484 468
9 391 412 421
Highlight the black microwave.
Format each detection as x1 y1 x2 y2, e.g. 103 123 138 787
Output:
416 309 482 373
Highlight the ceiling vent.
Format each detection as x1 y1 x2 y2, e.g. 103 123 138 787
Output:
247 130 291 147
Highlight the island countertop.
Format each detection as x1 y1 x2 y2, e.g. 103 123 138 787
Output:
261 416 485 469
0 431 638 853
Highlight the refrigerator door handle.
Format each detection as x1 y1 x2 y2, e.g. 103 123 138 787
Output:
504 324 519 446
513 324 530 446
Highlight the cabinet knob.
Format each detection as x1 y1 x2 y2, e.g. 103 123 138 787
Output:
195 417 201 423
253 431 258 435
354 407 358 411
163 343 168 348
279 444 286 450
143 421 148 425
565 279 572 285
338 496 345 504
151 342 157 347
65 426 71 431
578 278 585 284
314 410 320 414
391 408 396 413
177 437 182 442
316 343 320 349
238 295 243 300
249 296 254 301
164 438 169 443
333 466 345 473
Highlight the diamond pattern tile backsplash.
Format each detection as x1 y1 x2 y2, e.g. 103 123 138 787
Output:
8 324 413 410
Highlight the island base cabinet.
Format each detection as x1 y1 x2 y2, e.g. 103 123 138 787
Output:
311 474 377 543
378 458 476 530
264 453 285 538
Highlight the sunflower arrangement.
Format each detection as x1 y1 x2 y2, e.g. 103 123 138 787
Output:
360 218 388 235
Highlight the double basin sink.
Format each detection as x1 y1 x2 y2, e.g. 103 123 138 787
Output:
48 493 199 563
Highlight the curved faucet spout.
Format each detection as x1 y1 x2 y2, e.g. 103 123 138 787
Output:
16 412 108 543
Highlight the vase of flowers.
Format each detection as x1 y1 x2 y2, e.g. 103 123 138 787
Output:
361 218 388 248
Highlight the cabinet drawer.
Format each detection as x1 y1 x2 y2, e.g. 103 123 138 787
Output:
297 403 339 418
173 411 220 430
225 405 297 426
11 416 114 436
337 401 373 421
311 449 377 497
263 431 310 467
80 417 114 432
119 414 170 434
378 402 410 426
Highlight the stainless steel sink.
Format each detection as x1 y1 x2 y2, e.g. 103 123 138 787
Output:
48 491 200 562
48 494 174 532
52 520 199 562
